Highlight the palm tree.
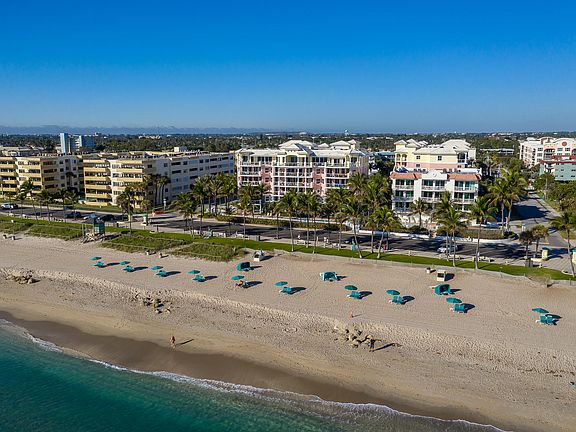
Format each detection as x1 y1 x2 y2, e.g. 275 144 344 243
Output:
519 230 534 264
326 188 351 249
279 190 299 252
501 169 527 231
208 173 226 214
192 177 210 235
37 189 54 221
488 178 508 235
531 224 548 257
173 193 197 233
268 201 282 239
370 206 399 259
409 198 429 230
320 200 336 245
433 191 454 254
18 180 35 219
305 192 322 252
117 186 137 230
343 196 366 259
437 206 466 266
469 196 497 270
156 175 171 208
347 172 368 198
236 193 252 239
221 174 238 212
551 212 576 277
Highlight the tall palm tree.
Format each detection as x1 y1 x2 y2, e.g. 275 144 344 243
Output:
192 177 210 235
370 206 399 258
488 178 508 235
501 168 527 231
305 192 321 253
37 189 54 221
410 198 429 230
320 200 336 245
343 196 366 259
519 230 534 264
173 193 197 233
117 186 137 230
347 172 368 198
531 224 548 257
221 174 238 212
269 201 282 239
208 173 226 214
433 191 454 254
18 180 35 219
326 188 351 249
469 196 497 269
437 206 466 266
279 190 299 252
551 212 576 277
236 193 252 239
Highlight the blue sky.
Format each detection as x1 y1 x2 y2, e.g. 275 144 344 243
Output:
1 1 575 132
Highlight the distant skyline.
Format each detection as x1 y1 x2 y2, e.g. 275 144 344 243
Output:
2 1 576 132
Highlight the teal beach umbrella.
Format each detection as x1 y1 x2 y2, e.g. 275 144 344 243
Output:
151 265 163 271
90 256 101 261
231 275 244 280
344 285 357 291
386 289 400 296
274 281 288 286
119 261 130 265
532 307 549 314
446 297 462 304
188 270 200 275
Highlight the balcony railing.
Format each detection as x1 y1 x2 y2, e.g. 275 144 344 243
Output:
454 186 477 191
421 185 446 191
395 185 414 190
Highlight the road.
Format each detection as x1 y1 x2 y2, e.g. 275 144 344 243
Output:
1 204 526 260
513 192 565 248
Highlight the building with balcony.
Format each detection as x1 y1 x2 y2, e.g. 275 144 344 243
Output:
520 137 576 167
394 139 476 171
60 133 96 154
235 140 369 201
81 150 234 207
390 138 480 219
0 154 82 197
539 157 576 181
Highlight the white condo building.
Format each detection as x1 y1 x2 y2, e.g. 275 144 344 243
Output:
520 137 576 167
235 140 369 201
390 139 480 217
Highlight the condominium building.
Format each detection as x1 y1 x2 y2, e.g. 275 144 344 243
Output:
390 139 480 216
394 139 476 171
82 150 234 207
520 137 576 167
235 140 369 201
539 157 576 181
0 154 82 197
60 133 96 154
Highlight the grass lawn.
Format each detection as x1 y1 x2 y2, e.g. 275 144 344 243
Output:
0 220 32 234
102 233 190 253
172 242 244 261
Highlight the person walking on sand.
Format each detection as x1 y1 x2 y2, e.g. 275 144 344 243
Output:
369 339 375 352
170 335 176 348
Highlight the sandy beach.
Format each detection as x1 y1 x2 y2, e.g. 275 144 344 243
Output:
0 236 575 432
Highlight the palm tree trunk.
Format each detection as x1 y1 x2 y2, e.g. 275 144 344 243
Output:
377 230 384 259
501 204 505 234
326 215 331 244
289 215 294 252
243 212 246 238
46 203 50 221
306 214 310 246
276 214 280 239
353 222 362 259
313 215 317 253
370 230 374 254
568 230 575 277
452 229 456 267
475 226 481 270
338 219 342 249
418 212 422 229
199 207 204 235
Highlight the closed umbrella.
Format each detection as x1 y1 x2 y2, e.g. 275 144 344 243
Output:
188 270 200 275
120 261 130 265
344 285 357 291
531 307 549 314
151 265 163 271
275 281 288 287
231 275 244 280
446 297 462 304
90 256 101 261
386 289 400 296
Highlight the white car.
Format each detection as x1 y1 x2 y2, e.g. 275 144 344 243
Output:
437 244 461 254
0 202 18 210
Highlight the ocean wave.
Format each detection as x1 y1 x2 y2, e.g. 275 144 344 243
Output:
0 318 63 352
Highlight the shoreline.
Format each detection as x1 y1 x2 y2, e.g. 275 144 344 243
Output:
0 309 504 431
0 236 575 431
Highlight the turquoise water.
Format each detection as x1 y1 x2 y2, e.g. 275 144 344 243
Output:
0 320 503 432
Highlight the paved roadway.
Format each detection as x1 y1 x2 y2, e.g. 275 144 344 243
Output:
0 204 526 260
513 192 565 248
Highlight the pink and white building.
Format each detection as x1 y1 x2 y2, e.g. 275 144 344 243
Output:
520 137 576 167
235 140 369 201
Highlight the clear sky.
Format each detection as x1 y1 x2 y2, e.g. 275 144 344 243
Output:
1 1 575 132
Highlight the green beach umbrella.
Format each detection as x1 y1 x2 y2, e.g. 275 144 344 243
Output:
231 275 244 280
446 297 462 304
275 281 288 286
188 270 201 275
90 256 101 261
532 307 549 314
344 285 357 291
120 261 130 265
386 289 400 296
151 265 163 271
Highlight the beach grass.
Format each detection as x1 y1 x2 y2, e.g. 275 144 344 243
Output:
0 220 32 233
26 224 83 240
172 242 244 261
102 233 190 253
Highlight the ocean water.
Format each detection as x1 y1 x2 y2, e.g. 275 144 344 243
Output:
0 319 504 432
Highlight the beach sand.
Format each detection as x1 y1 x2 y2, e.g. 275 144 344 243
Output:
0 236 575 431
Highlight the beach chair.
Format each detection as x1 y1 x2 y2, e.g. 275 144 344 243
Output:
236 262 251 272
452 303 466 313
436 270 447 282
537 315 556 325
122 265 134 273
279 287 297 295
320 271 337 282
434 284 450 295
388 295 405 305
155 270 168 277
347 291 362 299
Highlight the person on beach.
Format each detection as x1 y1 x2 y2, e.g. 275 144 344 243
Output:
369 339 375 352
170 335 176 348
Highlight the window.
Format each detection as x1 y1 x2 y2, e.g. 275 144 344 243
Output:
416 155 420 160
437 156 443 161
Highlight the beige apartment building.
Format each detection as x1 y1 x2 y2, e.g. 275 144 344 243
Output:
0 154 82 197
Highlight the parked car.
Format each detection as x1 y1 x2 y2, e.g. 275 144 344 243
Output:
65 211 82 219
437 244 461 254
83 213 99 221
98 214 116 222
1 202 18 210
